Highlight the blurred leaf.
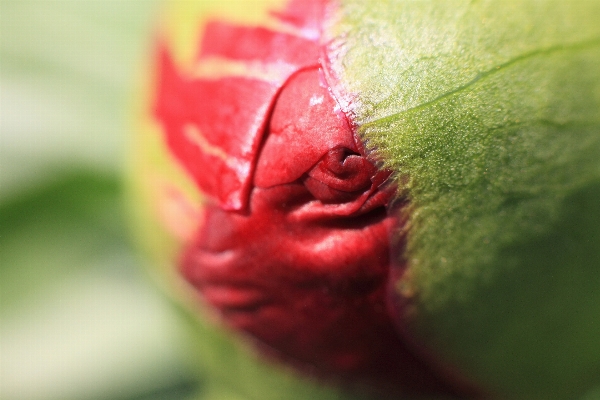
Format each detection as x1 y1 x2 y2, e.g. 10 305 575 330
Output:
0 172 199 400
0 1 202 399
0 0 159 200
0 172 123 310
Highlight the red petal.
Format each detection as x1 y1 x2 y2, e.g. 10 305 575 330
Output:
199 21 320 68
155 47 281 210
254 67 357 188
307 149 376 192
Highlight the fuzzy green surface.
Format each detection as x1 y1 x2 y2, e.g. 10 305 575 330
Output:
329 1 600 398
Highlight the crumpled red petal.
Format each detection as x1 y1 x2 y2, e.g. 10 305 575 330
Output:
154 7 323 210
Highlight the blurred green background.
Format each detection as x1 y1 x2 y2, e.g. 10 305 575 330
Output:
1 1 199 399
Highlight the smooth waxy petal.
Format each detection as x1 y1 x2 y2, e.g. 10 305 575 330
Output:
253 69 358 189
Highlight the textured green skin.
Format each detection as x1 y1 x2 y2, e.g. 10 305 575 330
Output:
327 1 600 398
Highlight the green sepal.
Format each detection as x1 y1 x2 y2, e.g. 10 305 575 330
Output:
329 1 600 398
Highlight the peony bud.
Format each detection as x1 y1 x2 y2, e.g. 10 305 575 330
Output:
129 0 600 399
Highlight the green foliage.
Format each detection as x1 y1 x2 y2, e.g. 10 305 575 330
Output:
0 2 197 399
